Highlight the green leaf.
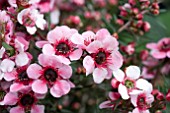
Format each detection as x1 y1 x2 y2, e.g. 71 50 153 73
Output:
2 42 15 56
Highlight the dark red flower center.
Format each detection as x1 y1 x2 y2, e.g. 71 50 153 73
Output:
95 51 106 65
161 41 170 52
137 94 148 110
20 94 35 107
44 68 58 82
18 71 30 85
56 42 71 55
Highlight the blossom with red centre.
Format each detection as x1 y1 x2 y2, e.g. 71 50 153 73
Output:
3 65 34 92
8 0 41 7
0 10 14 43
113 66 153 100
27 54 73 98
146 38 170 59
36 26 83 65
130 89 154 113
82 29 123 84
3 90 45 113
99 92 120 109
17 8 46 35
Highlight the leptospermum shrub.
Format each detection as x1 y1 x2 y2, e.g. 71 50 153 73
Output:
0 0 170 113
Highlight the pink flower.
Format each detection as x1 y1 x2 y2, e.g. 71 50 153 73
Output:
17 8 46 35
3 66 33 92
146 38 170 59
3 90 45 113
141 67 156 79
36 26 82 65
27 54 73 97
130 83 154 113
99 92 120 109
82 29 123 84
113 66 153 100
71 0 85 6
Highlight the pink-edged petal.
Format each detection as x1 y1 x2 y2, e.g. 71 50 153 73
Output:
108 51 123 71
42 44 55 55
99 101 113 109
71 33 84 45
10 106 24 113
93 68 108 84
10 83 24 92
82 31 95 40
146 94 154 104
126 65 141 80
118 84 129 100
108 92 120 101
36 41 49 48
102 36 119 51
47 28 62 43
130 95 138 107
3 92 18 105
86 41 102 53
31 105 45 113
32 80 48 94
50 9 60 24
69 49 83 61
96 28 110 41
15 52 29 66
4 71 17 81
50 80 70 98
38 54 62 67
167 51 170 58
83 56 95 75
146 43 157 49
132 108 150 113
113 69 125 82
151 51 167 59
136 79 153 94
58 65 72 79
55 55 71 65
67 80 75 88
129 90 143 95
27 63 42 79
0 59 15 72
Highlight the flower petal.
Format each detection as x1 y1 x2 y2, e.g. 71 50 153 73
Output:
3 92 18 105
15 52 29 66
0 59 15 72
69 48 82 61
58 65 72 79
26 26 37 35
93 68 108 84
27 63 42 79
50 80 70 98
38 54 62 67
10 106 24 113
126 66 140 80
32 80 48 94
136 79 153 93
83 56 95 75
31 105 45 113
151 51 166 59
71 33 84 45
86 41 102 53
10 83 24 92
42 44 55 55
118 84 129 100
113 69 125 82
36 41 49 48
99 101 113 109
